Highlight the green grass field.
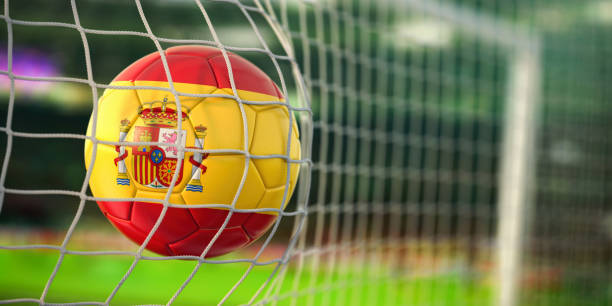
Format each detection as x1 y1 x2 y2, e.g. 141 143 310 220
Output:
0 249 494 305
2 249 609 305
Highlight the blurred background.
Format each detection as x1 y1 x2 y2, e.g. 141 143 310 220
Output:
0 0 610 305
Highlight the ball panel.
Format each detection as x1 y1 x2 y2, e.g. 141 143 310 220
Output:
188 207 251 230
130 202 199 244
242 213 277 240
113 52 163 82
168 226 250 257
208 54 282 99
104 212 172 256
257 185 290 211
98 201 132 221
249 106 301 192
114 48 218 88
134 54 218 87
252 159 288 189
235 160 267 210
249 106 300 159
182 157 266 210
186 94 256 151
181 155 244 206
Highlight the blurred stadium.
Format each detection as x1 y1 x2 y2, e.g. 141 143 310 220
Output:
0 0 611 305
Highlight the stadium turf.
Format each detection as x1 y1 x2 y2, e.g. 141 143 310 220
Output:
0 249 493 305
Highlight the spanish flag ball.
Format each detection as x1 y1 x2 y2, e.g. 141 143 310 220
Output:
84 45 300 257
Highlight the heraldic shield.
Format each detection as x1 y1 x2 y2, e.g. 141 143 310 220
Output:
132 126 186 188
113 98 208 192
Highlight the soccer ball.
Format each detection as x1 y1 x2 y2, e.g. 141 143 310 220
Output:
84 45 300 258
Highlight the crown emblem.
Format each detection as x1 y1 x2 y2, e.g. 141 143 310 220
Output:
138 97 188 128
119 118 131 132
194 124 207 138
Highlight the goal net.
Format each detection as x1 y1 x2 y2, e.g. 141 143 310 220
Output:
0 0 610 305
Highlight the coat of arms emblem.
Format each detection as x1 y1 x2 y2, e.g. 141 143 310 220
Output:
113 98 208 192
132 125 186 188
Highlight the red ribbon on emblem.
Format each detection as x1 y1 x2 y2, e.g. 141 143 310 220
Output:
189 153 209 173
114 145 128 166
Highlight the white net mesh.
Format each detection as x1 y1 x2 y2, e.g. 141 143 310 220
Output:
0 0 311 304
0 0 610 305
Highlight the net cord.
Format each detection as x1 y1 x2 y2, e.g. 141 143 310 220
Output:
0 0 311 304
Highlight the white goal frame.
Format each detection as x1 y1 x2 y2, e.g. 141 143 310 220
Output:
402 2 542 306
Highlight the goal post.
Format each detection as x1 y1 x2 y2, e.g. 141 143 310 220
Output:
497 45 541 306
